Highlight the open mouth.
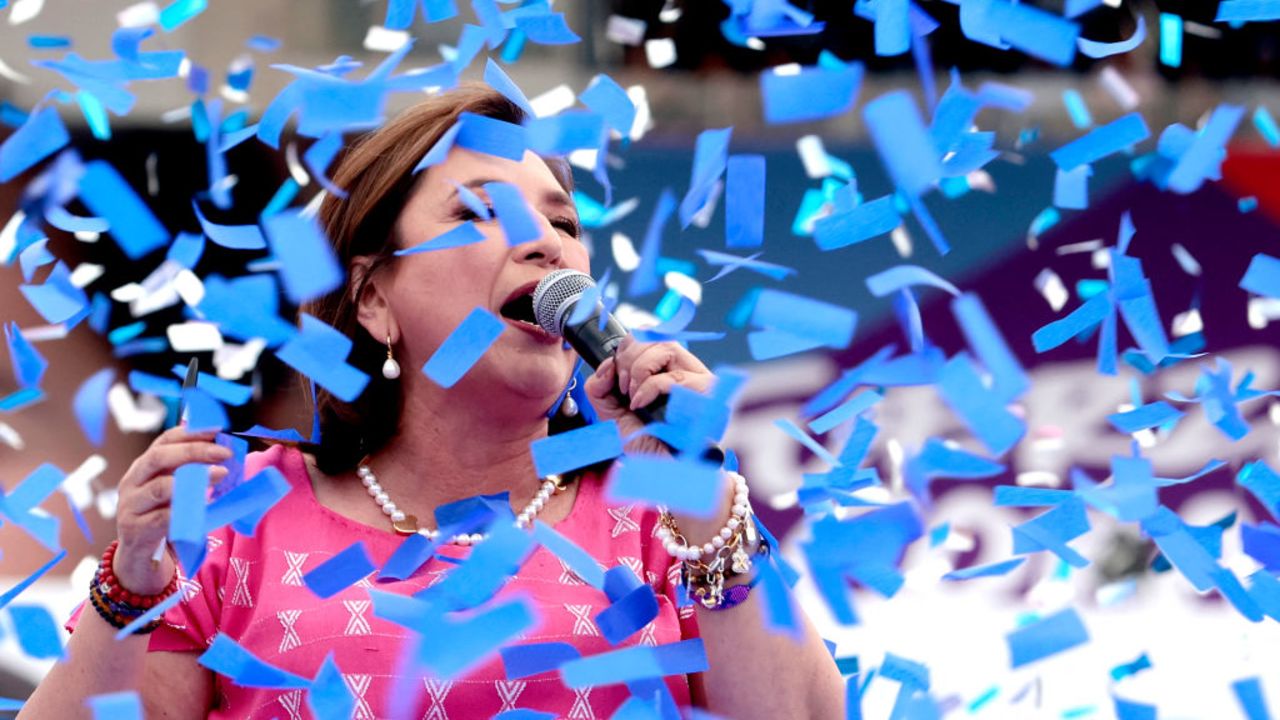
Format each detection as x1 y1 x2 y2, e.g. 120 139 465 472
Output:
499 292 539 328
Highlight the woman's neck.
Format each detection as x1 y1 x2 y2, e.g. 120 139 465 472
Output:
361 389 552 523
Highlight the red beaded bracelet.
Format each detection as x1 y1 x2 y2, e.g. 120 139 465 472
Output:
96 540 179 610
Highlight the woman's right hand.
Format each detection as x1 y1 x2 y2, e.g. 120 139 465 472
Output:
112 425 232 595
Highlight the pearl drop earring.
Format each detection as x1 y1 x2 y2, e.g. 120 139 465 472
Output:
560 376 578 417
381 334 401 380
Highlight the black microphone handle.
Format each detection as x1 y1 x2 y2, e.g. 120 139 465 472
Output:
561 304 722 464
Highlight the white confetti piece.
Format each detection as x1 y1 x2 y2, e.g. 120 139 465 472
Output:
174 268 205 307
530 84 576 118
69 263 105 288
116 1 159 27
167 320 223 352
644 38 676 69
363 25 411 52
1171 308 1203 337
1171 242 1202 275
0 421 24 450
285 142 310 185
664 271 702 304
145 153 160 196
108 383 167 433
1055 239 1102 255
890 225 913 258
605 15 646 45
8 0 45 25
626 85 652 141
1247 297 1280 329
0 210 26 261
1098 66 1139 111
0 57 32 84
796 135 832 178
214 338 266 381
18 324 68 341
1034 268 1069 312
63 454 107 510
611 232 640 271
688 178 722 229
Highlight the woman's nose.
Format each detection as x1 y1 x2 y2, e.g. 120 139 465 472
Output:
514 219 565 266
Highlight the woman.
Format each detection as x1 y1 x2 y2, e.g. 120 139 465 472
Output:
23 85 843 719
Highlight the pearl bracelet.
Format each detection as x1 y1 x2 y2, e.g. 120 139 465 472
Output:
656 471 752 561
656 471 765 609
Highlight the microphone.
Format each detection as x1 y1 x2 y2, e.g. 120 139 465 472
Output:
531 269 671 426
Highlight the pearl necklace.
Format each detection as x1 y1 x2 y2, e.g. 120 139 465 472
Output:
355 461 565 546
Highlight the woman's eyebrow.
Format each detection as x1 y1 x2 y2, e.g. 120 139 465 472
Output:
452 178 576 215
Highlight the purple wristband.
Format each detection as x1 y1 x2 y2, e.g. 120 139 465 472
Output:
708 575 759 611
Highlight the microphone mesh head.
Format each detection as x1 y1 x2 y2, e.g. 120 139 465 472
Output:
532 269 595 336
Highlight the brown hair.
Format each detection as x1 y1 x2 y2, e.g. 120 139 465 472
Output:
300 83 576 475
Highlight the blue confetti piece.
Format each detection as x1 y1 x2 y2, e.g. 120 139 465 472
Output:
514 11 580 45
629 188 676 297
494 711 555 720
1167 104 1245 194
529 417 624 479
698 250 795 282
8 605 64 660
1050 113 1150 170
456 112 526 161
725 154 765 249
580 74 635 138
199 634 310 689
307 653 356 720
482 59 534 118
937 353 1025 456
0 550 66 610
182 387 227 431
262 210 344 304
414 596 540 679
560 639 708 689
0 105 69 182
5 323 46 389
1062 89 1092 129
973 0 1081 66
1032 292 1112 352
158 0 207 31
532 520 605 589
396 222 487 256
1013 497 1090 567
73 368 114 447
275 314 369 402
864 90 941 198
951 293 1028 404
377 533 432 582
484 181 542 245
421 307 505 388
384 0 416 29
1107 401 1184 434
760 62 863 125
17 238 55 282
166 231 205 269
169 463 210 576
87 691 142 720
423 0 459 22
1254 106 1280 147
1006 607 1089 669
1113 697 1157 720
1159 13 1183 67
1240 461 1280 520
874 0 910 56
813 195 900 251
1218 0 1280 20
500 641 582 680
1233 677 1274 720
749 288 857 353
1243 523 1280 570
942 557 1025 581
1053 164 1091 209
115 588 183 639
78 160 169 260
303 541 375 599
774 417 841 467
679 127 733 229
1077 14 1146 58
206 465 291 537
809 390 882 436
866 264 960 299
595 583 660 645
608 456 724 518
193 202 266 250
525 111 606 156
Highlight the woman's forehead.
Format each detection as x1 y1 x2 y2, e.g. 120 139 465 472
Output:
423 147 564 199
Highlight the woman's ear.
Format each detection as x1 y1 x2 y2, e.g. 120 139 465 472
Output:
350 255 399 345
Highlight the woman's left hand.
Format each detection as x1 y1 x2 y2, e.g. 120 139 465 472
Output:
582 336 715 456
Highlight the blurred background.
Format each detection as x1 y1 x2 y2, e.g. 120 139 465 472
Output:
0 0 1278 717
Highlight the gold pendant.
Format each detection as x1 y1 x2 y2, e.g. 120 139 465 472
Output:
731 547 752 574
391 514 420 535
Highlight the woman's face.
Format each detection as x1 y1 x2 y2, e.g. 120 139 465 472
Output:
375 146 590 408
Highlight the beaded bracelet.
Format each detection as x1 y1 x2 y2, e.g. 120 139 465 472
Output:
657 471 767 609
88 540 178 633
